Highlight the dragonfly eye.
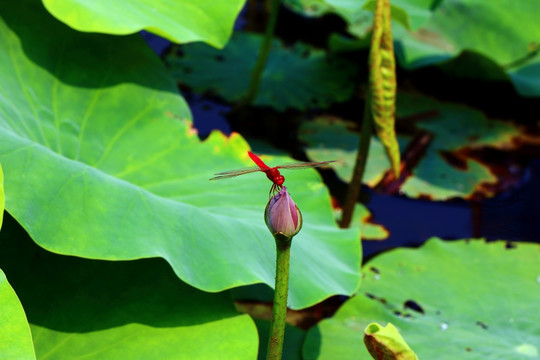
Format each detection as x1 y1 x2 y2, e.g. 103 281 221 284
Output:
276 176 285 186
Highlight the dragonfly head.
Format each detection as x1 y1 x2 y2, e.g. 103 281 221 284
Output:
275 175 285 186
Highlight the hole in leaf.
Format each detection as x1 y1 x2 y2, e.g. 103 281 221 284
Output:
365 293 387 304
404 300 425 314
505 241 517 249
475 321 488 330
393 310 411 318
369 266 380 274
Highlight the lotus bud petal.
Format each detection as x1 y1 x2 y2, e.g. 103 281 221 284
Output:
264 187 302 239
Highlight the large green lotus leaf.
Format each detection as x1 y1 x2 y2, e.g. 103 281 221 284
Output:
167 31 358 111
1 170 33 360
0 269 35 360
41 0 244 48
303 238 540 359
0 216 257 359
0 0 361 310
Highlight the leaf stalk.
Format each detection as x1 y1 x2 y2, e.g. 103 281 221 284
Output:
340 99 373 228
242 0 281 106
266 233 291 360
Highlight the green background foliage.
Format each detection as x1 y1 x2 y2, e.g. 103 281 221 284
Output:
287 0 540 97
301 94 521 200
167 32 358 110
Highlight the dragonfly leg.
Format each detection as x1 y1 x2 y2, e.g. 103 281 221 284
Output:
269 184 275 199
269 183 282 198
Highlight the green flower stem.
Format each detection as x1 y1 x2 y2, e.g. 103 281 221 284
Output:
340 96 373 228
242 0 281 106
266 233 292 360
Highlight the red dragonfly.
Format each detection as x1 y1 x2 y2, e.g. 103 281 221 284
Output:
211 151 336 196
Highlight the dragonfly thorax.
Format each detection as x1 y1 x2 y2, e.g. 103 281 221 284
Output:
265 168 285 186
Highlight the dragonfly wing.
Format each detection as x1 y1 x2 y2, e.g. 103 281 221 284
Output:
210 166 262 180
277 160 336 169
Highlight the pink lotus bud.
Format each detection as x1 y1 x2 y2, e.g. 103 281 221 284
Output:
264 187 302 239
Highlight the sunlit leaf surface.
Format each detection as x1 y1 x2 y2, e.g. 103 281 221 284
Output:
0 0 361 309
42 0 244 48
0 268 35 360
0 169 34 360
303 238 540 359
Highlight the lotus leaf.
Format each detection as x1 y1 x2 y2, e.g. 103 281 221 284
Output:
0 216 258 359
0 269 35 360
0 0 361 310
42 0 244 48
303 238 540 359
0 165 34 360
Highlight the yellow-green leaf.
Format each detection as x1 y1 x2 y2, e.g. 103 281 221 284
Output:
364 322 418 360
369 0 400 177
